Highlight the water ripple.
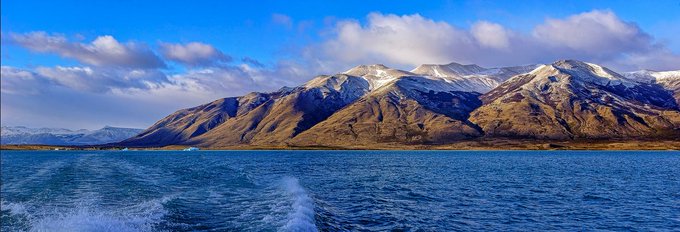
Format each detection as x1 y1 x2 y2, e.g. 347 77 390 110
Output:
1 150 679 231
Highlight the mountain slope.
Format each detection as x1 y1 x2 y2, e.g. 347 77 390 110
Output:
121 91 286 146
189 74 371 147
290 75 483 146
123 64 426 147
121 64 489 147
470 60 680 139
624 70 680 105
118 60 680 148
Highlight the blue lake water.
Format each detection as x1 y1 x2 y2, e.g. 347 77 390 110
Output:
1 150 679 231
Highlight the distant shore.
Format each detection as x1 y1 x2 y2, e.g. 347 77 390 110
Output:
2 139 679 151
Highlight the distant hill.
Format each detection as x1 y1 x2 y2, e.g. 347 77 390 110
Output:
1 126 143 145
118 60 680 148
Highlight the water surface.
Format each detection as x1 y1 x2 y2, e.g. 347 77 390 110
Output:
1 150 679 231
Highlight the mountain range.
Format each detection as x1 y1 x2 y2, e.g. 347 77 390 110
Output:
119 60 680 148
1 126 143 145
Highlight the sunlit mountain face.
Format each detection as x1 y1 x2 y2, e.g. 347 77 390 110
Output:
118 60 680 148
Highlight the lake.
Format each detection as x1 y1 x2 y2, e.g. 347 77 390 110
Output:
1 150 679 231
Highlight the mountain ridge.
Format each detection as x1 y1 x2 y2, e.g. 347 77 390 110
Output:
119 60 680 148
1 126 143 145
470 60 679 140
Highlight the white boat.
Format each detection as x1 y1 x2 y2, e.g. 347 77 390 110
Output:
183 147 199 151
121 147 129 151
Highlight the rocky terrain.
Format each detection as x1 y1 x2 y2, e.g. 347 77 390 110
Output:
471 60 680 139
119 60 680 149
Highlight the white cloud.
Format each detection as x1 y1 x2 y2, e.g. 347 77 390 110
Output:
0 60 313 128
165 60 311 95
471 21 510 49
308 11 679 71
316 13 474 68
615 48 680 71
532 10 652 58
31 66 168 92
159 42 231 67
8 32 165 68
0 66 50 95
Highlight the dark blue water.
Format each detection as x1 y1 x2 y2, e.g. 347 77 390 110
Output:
1 150 679 231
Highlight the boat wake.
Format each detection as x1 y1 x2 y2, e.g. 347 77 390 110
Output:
280 177 318 232
1 196 173 232
3 160 67 192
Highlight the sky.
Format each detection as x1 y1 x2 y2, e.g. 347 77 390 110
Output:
2 0 680 129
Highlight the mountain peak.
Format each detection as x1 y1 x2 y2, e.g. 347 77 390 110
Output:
551 59 587 67
529 60 625 85
412 62 487 77
343 64 390 75
445 62 486 72
341 64 415 90
115 58 680 148
551 60 613 76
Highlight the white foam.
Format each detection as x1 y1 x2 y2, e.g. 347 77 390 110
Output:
280 177 317 232
31 209 147 232
1 196 172 232
1 200 28 215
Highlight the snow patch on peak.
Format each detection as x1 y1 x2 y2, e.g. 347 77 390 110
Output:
411 62 540 93
529 65 551 75
411 62 487 77
625 70 680 81
623 70 680 91
552 59 588 68
549 60 634 86
342 64 414 91
551 60 619 79
304 74 369 94
651 70 680 81
584 62 619 80
343 64 392 76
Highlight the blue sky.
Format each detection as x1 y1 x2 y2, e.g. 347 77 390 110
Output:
2 0 680 129
4 0 680 68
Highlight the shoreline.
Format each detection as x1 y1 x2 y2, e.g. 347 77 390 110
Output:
2 139 679 151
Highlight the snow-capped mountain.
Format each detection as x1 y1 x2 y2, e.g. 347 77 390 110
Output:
623 70 680 83
471 60 679 139
342 64 415 90
1 126 89 136
124 71 376 147
123 63 488 147
410 62 539 93
1 126 143 145
623 70 680 105
119 60 680 148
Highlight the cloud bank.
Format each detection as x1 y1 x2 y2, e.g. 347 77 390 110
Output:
310 10 679 71
8 32 165 69
159 42 232 67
